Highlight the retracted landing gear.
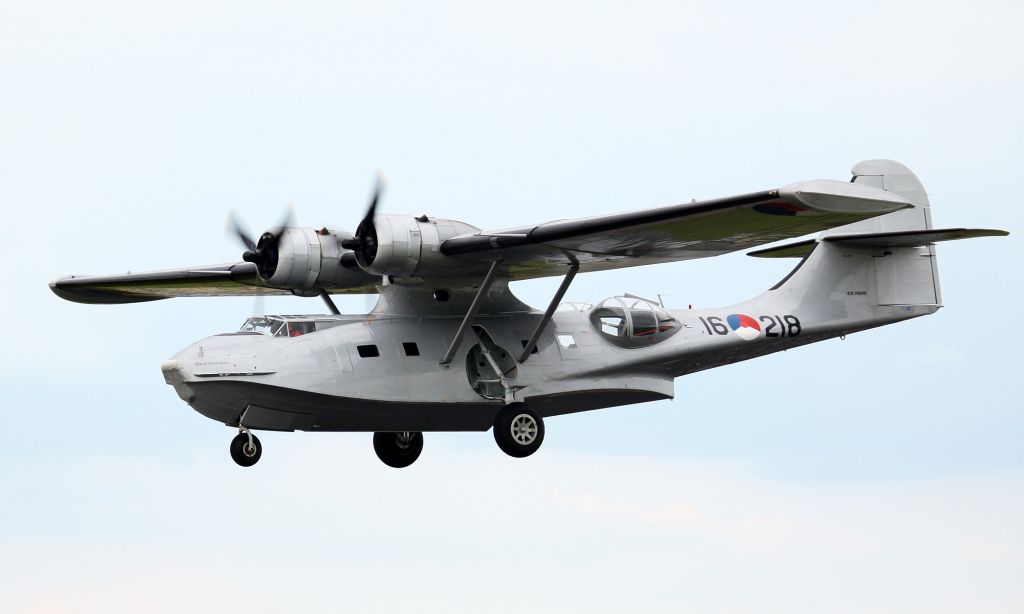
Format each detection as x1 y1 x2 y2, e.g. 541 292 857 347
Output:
493 404 545 458
230 430 262 467
373 431 424 468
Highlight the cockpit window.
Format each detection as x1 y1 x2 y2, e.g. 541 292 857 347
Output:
287 322 315 337
590 297 679 348
240 316 276 336
239 316 314 338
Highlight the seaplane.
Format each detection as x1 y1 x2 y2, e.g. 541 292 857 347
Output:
50 160 1007 468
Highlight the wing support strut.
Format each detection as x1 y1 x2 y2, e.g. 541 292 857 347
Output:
439 259 502 366
319 290 340 315
517 262 579 363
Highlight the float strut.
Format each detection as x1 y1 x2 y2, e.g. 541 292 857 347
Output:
320 290 341 315
237 407 254 448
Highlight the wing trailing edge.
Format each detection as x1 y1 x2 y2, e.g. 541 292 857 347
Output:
823 227 1009 248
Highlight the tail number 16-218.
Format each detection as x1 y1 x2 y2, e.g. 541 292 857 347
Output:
698 315 801 338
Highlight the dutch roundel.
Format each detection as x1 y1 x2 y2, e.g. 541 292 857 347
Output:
727 314 761 341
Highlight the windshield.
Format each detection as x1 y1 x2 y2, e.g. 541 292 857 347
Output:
239 316 321 337
239 316 288 337
240 316 275 335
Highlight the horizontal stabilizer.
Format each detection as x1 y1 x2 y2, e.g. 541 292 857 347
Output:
748 228 1008 258
824 227 1008 248
747 240 816 259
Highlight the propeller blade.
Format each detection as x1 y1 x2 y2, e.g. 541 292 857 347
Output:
266 202 296 238
341 173 387 260
363 172 386 228
227 211 257 251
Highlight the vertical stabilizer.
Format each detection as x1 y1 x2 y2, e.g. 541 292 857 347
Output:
827 160 941 306
767 160 943 313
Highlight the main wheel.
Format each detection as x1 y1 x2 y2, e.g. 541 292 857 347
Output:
493 405 545 458
230 432 262 467
373 431 423 468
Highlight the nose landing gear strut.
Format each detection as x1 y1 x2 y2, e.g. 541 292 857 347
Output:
230 417 262 467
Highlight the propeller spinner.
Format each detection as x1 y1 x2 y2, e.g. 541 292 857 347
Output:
340 174 386 269
229 206 294 279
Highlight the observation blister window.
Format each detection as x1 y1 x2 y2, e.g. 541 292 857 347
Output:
589 297 679 348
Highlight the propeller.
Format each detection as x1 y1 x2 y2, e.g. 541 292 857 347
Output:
341 173 387 268
228 205 295 279
227 173 383 280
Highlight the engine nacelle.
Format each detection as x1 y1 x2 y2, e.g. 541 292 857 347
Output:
357 214 480 278
260 227 371 291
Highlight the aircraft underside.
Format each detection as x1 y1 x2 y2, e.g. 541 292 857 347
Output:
176 379 670 432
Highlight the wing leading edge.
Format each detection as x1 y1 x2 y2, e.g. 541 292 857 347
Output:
50 262 379 305
440 179 913 279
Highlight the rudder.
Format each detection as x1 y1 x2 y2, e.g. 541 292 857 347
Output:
826 160 940 306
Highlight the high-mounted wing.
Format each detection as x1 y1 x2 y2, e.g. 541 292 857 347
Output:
51 175 914 305
50 262 379 305
440 179 912 279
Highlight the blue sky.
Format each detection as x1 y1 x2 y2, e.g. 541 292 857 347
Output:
2 1 1022 612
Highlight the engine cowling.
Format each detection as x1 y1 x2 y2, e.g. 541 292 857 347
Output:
354 214 480 278
256 227 371 291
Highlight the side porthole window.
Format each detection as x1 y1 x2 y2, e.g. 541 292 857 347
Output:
402 342 420 357
556 334 577 349
357 344 379 358
519 340 539 354
433 289 450 302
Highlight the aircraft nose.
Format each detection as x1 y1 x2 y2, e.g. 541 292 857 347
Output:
161 356 199 405
161 359 183 385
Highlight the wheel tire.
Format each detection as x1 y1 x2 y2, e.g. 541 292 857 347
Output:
493 405 545 458
373 431 424 468
230 432 262 467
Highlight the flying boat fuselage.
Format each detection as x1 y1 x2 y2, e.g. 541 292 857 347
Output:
160 298 931 434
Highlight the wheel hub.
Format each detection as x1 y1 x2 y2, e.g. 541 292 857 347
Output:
396 431 414 450
510 414 538 445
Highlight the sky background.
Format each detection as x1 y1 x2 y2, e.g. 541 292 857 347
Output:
2 1 1022 612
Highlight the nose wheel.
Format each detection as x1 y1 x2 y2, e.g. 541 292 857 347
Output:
230 431 262 467
493 405 545 458
373 431 424 468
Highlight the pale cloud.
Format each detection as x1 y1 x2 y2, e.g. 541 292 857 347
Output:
894 342 964 367
2 442 1022 613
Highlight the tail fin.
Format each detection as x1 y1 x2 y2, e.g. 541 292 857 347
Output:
751 160 944 307
751 160 1006 318
825 160 939 305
